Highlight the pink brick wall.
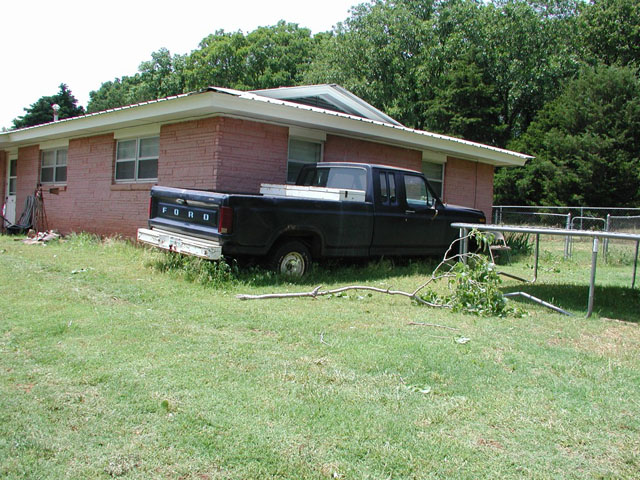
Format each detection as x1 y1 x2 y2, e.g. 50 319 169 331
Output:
443 157 494 218
19 117 290 237
159 117 289 193
159 118 218 190
213 117 289 192
39 134 151 237
16 146 40 219
9 118 496 238
324 135 422 171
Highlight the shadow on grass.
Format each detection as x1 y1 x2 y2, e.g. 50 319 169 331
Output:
502 283 640 322
238 257 441 288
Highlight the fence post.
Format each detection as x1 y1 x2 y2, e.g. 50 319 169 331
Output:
604 214 611 262
564 212 572 259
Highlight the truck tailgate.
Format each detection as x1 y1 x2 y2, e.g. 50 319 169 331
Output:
148 186 227 240
137 227 222 260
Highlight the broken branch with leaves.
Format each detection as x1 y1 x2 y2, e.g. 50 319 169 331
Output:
236 230 517 317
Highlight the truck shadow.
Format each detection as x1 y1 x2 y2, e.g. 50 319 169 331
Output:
241 256 442 287
502 283 640 323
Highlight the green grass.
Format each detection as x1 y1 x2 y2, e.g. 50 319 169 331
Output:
1 233 639 479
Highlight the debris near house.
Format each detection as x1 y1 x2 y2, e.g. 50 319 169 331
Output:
22 230 61 245
1 186 49 235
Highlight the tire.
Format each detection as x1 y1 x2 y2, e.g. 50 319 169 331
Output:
269 241 311 277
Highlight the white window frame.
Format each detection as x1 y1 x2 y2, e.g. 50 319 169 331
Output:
115 136 159 183
422 161 444 199
287 137 323 184
8 158 17 195
40 148 67 185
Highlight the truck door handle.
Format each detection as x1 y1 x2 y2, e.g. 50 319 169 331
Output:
405 210 416 214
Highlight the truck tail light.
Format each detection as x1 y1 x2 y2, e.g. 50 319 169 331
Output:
148 196 153 218
218 206 233 234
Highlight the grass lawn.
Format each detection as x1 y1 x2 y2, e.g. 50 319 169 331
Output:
1 233 639 479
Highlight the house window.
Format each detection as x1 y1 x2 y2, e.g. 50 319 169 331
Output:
8 159 17 195
115 137 159 182
287 138 322 184
41 148 67 184
422 162 444 198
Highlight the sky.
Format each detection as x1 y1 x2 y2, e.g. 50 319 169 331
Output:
1 0 359 130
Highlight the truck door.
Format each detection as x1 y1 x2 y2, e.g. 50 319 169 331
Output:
400 173 450 253
370 170 406 254
371 171 450 255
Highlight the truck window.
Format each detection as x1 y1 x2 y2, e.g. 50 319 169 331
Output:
379 172 397 205
389 174 396 203
299 167 367 191
404 175 435 208
380 173 388 203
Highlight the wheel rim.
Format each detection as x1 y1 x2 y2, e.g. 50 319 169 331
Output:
280 252 305 276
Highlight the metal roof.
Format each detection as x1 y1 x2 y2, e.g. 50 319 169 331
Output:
0 86 532 166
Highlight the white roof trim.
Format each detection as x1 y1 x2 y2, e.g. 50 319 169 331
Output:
0 87 533 167
113 124 161 140
39 138 69 150
250 84 403 126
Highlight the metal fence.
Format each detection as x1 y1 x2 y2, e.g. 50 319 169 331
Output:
492 206 640 259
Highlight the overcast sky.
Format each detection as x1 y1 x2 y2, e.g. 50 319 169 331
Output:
1 0 359 130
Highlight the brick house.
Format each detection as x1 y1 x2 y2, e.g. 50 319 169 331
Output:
0 85 531 237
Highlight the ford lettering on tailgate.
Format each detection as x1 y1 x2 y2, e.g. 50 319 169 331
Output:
158 202 218 228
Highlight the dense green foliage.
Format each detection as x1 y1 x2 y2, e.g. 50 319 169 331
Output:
12 84 85 129
87 21 317 113
14 1 640 206
496 64 640 206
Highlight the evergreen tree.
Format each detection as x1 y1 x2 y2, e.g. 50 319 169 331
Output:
12 84 85 129
495 65 640 206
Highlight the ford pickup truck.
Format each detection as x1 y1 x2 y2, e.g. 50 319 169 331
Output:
137 162 486 275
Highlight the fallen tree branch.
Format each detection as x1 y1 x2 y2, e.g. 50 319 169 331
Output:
237 284 425 301
235 231 517 317
320 332 332 346
236 234 481 303
407 322 459 330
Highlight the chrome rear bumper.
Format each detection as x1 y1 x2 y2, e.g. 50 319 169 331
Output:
137 227 222 260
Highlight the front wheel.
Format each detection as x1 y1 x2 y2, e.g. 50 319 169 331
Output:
269 241 311 277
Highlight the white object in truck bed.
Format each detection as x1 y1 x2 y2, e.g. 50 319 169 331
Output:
137 228 222 260
259 184 366 202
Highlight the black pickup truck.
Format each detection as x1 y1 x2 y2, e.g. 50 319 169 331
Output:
137 162 485 275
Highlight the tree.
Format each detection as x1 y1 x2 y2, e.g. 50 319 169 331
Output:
243 21 316 90
136 48 187 100
184 22 316 92
305 0 434 128
580 0 640 67
86 76 145 113
12 84 85 129
470 0 583 143
424 49 507 146
87 48 186 113
306 0 583 145
495 65 640 207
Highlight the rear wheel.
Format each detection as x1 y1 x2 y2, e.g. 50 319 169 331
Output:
269 241 311 277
